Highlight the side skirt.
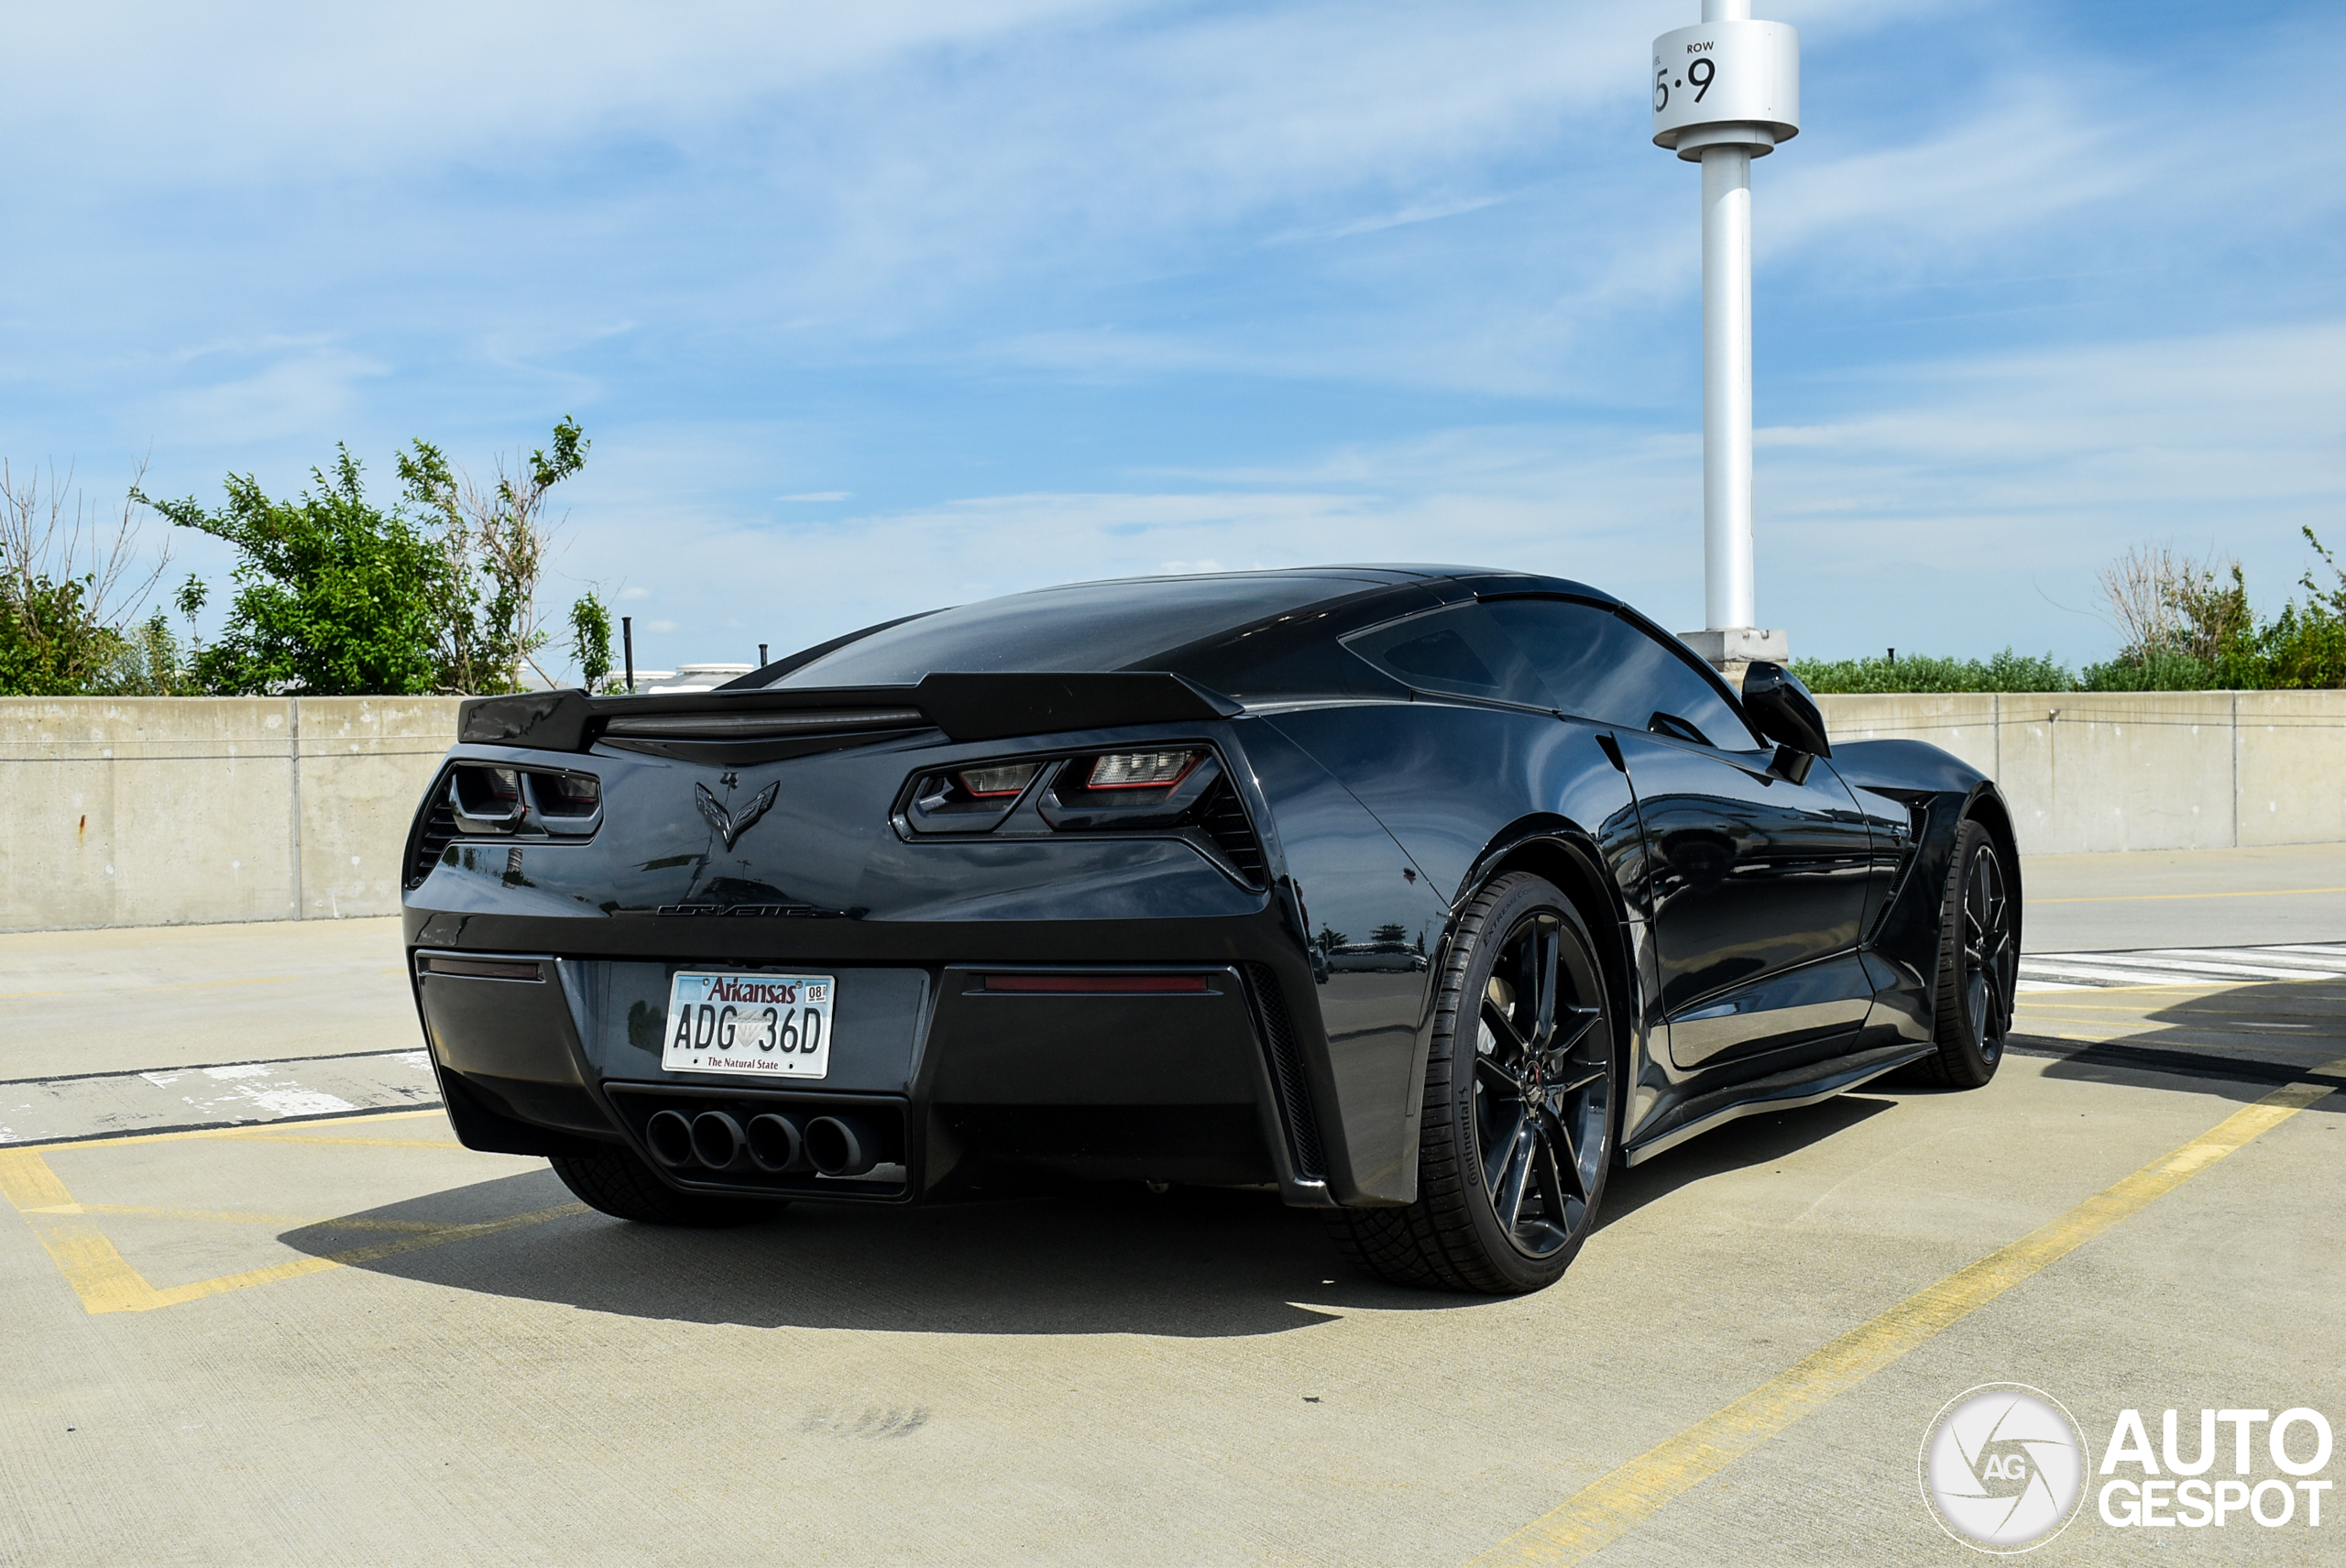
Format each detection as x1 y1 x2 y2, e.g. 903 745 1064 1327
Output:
1618 1041 1938 1168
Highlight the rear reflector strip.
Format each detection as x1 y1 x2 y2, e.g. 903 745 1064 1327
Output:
982 973 1211 994
421 956 544 981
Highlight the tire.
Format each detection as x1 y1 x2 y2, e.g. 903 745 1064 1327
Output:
1907 818 2017 1089
549 1143 782 1227
1331 872 1617 1295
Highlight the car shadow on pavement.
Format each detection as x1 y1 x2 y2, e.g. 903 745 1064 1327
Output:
2013 977 2346 1104
280 1173 1485 1337
1596 1094 1896 1227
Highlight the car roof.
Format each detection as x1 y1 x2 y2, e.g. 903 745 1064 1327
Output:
756 565 1627 693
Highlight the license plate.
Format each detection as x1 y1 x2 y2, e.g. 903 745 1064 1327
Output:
661 971 834 1079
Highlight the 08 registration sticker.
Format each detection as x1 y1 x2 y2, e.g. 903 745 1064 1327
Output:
661 970 833 1079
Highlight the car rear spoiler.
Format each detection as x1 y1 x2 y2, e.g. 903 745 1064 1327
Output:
456 672 1244 754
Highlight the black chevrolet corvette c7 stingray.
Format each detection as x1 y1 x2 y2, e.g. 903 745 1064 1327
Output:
404 565 2019 1294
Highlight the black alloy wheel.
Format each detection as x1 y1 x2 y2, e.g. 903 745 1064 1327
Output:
1332 872 1617 1294
1912 818 2016 1088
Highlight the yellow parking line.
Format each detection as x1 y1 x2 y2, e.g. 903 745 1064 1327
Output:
0 974 309 1000
1 1115 580 1315
0 1148 76 1210
1464 1060 2346 1567
24 1202 586 1315
2032 886 2346 903
2019 980 2265 995
20 1201 455 1231
2017 994 2336 1011
216 1133 463 1149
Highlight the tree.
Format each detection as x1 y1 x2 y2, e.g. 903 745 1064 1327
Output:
568 588 615 693
149 418 592 696
397 416 589 693
0 459 178 696
141 449 449 696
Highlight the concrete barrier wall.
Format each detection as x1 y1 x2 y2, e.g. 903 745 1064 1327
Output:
0 692 2340 931
0 696 462 933
1816 692 2346 856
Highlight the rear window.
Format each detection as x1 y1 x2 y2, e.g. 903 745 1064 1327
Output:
1342 603 1552 707
773 575 1376 686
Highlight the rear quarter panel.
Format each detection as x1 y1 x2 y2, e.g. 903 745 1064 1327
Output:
1826 738 2017 1044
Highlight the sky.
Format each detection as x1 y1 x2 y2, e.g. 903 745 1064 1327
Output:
3 0 2341 679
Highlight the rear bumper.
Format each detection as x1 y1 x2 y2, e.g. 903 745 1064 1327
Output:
410 945 1338 1207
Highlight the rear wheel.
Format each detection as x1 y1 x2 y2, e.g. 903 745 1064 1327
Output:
1908 818 2016 1088
1332 872 1617 1295
550 1143 781 1227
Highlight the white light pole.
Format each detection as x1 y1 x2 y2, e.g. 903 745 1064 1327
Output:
1652 0 1799 677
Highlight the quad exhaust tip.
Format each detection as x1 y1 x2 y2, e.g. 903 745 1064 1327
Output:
645 1108 696 1168
642 1105 882 1178
689 1111 751 1171
805 1113 881 1177
745 1113 803 1173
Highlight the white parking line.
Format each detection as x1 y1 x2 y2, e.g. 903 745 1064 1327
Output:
2020 943 2346 990
0 1051 441 1146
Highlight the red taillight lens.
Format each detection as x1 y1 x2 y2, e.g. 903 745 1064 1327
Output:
1083 750 1201 790
536 773 601 817
956 762 1039 798
448 763 527 832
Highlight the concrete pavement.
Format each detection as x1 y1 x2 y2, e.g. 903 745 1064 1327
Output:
2021 841 2346 952
2 849 2343 1564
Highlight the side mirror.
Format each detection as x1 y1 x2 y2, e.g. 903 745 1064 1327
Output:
1740 661 1831 760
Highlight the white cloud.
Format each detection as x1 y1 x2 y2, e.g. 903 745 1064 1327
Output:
576 313 2346 669
8 0 2343 692
154 347 389 448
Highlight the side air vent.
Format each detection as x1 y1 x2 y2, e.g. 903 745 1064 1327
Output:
406 777 459 889
1193 778 1268 884
1244 963 1324 1180
598 707 928 766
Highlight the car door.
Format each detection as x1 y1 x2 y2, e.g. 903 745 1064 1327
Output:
1480 598 1877 1071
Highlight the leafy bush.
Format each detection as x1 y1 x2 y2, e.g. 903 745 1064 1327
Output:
2079 528 2346 691
145 419 600 696
1790 648 2075 694
0 461 182 695
1800 531 2346 694
142 449 450 696
2076 649 2216 691
567 589 615 694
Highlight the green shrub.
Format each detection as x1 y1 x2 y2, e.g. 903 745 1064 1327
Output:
1789 648 2075 694
142 449 451 696
145 418 592 696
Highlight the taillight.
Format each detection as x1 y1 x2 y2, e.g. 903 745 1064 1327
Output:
444 763 601 836
956 762 1039 798
448 764 526 833
1082 750 1201 790
534 773 601 817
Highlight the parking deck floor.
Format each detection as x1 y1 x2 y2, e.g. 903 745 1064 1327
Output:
3 846 2343 1565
